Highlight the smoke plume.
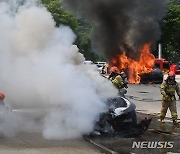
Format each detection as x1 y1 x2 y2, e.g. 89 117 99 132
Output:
63 0 167 61
0 0 117 139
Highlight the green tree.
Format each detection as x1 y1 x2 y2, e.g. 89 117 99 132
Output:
160 0 180 62
74 19 96 60
42 0 77 30
42 0 99 61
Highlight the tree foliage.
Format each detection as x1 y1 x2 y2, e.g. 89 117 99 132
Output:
42 0 77 30
74 19 97 60
160 0 180 62
42 0 97 61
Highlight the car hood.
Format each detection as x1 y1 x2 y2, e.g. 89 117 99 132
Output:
105 96 136 116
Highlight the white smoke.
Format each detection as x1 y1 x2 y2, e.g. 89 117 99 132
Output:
0 0 117 139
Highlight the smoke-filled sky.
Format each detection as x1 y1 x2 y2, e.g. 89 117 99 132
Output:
63 0 167 61
0 0 117 139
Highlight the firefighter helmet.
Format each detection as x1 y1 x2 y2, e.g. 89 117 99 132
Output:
110 66 120 73
168 71 175 77
0 93 5 100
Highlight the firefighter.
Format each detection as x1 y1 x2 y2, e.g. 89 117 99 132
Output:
0 93 5 106
108 66 128 95
160 71 180 124
104 63 109 74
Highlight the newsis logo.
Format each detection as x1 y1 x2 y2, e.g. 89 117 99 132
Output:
132 141 174 149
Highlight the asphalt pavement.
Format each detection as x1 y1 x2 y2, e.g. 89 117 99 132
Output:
0 133 101 154
127 75 180 119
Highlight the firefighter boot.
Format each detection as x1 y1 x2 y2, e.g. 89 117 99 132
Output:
160 118 165 124
173 120 178 125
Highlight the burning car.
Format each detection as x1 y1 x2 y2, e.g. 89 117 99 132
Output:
91 96 151 137
140 68 164 84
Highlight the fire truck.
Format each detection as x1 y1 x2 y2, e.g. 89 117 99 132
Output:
154 58 180 74
170 63 180 74
154 59 170 74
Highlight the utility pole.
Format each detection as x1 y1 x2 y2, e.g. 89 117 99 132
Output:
158 44 162 59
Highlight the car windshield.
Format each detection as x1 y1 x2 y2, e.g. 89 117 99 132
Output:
163 62 170 69
106 97 127 109
154 63 160 69
177 63 180 69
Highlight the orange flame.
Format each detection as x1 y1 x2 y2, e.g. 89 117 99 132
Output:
112 43 155 84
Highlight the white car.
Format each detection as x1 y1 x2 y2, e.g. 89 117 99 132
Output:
94 62 106 68
83 61 93 65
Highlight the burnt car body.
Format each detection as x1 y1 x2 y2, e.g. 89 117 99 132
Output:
140 68 164 84
91 96 151 137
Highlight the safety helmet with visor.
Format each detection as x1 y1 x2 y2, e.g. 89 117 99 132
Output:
168 71 175 80
110 66 120 74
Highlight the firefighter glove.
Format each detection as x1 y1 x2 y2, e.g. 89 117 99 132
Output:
124 84 128 88
164 94 169 99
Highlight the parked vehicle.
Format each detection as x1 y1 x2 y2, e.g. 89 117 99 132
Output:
94 62 106 74
94 62 106 68
83 61 93 65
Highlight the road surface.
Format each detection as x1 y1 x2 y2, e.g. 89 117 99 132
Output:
127 75 180 118
0 133 101 154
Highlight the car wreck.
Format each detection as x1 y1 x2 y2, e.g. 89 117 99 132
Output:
91 96 151 138
140 68 164 84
